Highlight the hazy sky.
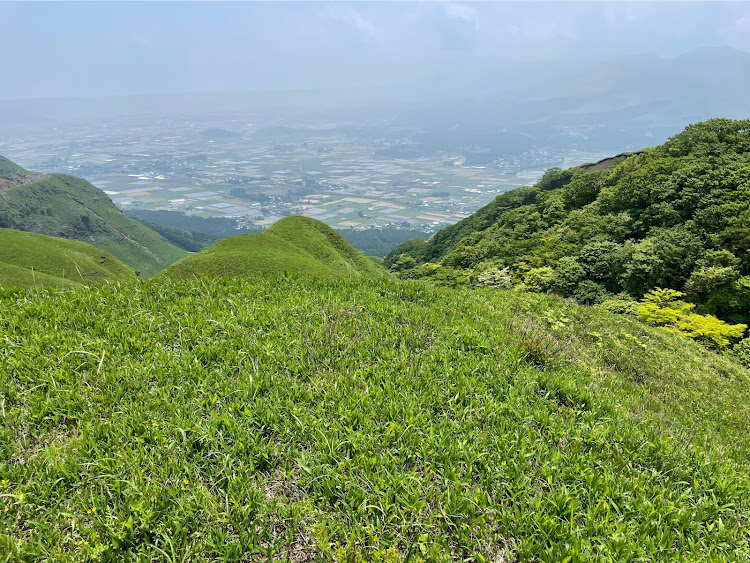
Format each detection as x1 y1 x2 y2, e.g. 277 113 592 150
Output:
1 1 749 100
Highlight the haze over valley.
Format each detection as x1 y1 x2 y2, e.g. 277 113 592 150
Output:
2 2 749 243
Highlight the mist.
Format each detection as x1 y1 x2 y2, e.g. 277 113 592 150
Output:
1 1 749 233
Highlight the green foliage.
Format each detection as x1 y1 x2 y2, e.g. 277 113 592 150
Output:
0 228 135 288
0 160 187 276
390 254 417 273
336 228 428 258
0 156 28 175
387 119 750 327
733 338 750 368
161 216 386 281
551 257 585 295
475 267 513 289
138 220 219 252
638 288 747 349
126 209 262 238
523 266 555 293
1 277 749 559
383 237 429 269
599 296 640 316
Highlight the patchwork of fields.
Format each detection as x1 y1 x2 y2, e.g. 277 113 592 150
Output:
0 119 608 232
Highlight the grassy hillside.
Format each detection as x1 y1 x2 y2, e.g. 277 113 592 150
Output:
266 216 385 277
162 216 385 281
0 228 135 288
0 156 27 175
386 119 750 325
1 276 749 560
0 157 187 277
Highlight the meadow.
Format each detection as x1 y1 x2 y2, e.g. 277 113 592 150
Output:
0 228 135 289
1 275 749 561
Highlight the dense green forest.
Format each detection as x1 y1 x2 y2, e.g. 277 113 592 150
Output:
387 119 750 331
336 227 429 257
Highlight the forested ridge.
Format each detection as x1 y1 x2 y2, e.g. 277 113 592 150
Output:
387 119 750 332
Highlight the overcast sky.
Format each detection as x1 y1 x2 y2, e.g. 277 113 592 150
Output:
1 1 749 100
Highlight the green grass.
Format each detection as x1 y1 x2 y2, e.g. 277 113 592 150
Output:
0 228 135 288
1 276 749 561
0 157 27 176
0 157 187 277
162 216 386 281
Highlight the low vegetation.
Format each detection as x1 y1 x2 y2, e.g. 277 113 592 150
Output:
161 216 385 281
0 158 187 277
1 276 749 560
0 228 135 288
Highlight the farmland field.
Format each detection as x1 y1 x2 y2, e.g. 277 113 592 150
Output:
0 116 609 232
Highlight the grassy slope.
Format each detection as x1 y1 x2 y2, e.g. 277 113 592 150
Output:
0 262 78 289
0 161 187 277
0 228 135 288
0 156 27 175
162 216 385 281
266 216 386 278
1 277 748 560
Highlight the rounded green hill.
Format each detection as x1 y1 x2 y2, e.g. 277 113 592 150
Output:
161 216 386 280
0 228 135 288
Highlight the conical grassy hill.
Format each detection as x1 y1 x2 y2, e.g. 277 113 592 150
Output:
161 216 385 281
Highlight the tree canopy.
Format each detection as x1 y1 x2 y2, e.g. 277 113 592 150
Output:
386 119 750 327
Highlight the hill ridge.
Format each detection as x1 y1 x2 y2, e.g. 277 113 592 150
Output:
0 227 135 288
0 157 187 277
162 215 385 281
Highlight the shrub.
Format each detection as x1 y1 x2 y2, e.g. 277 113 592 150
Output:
476 267 514 289
523 267 555 293
637 288 747 349
552 257 585 296
732 338 750 368
600 296 640 316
